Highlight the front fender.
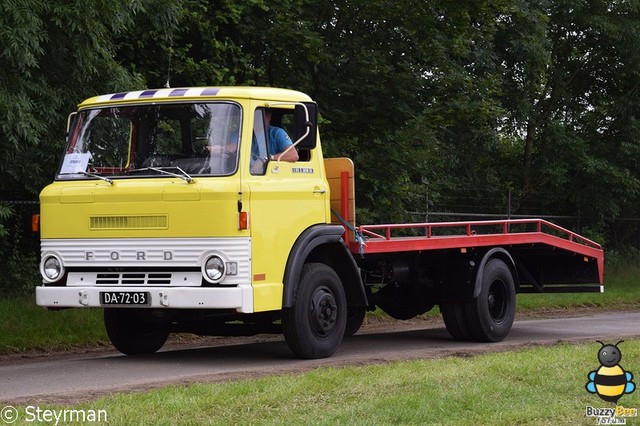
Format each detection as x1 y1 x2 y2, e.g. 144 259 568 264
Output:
282 224 365 308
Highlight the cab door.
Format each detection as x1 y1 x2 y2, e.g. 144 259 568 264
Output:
244 105 328 311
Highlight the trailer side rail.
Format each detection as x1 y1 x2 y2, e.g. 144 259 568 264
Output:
349 219 600 254
357 219 600 248
346 219 604 283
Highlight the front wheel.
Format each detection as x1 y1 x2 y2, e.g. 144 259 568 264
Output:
282 263 347 359
464 258 516 342
104 309 169 355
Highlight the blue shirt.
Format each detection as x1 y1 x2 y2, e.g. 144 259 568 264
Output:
268 126 293 154
252 126 293 161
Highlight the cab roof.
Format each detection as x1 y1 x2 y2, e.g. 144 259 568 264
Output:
78 86 313 108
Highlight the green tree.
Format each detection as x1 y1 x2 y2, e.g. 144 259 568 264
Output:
0 0 146 198
494 0 640 229
2 0 639 259
0 0 149 293
116 0 271 88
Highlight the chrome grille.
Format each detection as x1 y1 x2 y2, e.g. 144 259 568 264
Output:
67 271 203 287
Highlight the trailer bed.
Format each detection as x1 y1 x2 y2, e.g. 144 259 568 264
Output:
325 157 604 287
347 218 604 285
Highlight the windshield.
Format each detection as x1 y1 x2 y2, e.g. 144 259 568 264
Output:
58 102 241 180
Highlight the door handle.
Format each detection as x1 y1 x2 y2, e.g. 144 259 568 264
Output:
313 187 326 194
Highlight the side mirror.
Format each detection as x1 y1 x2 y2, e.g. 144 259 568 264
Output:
293 102 317 149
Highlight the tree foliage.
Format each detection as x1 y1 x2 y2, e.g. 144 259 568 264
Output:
0 0 145 197
495 0 640 225
0 0 639 253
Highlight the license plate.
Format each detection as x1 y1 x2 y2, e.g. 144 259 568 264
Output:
100 291 150 306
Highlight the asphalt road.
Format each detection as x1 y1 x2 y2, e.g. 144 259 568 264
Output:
2 311 640 404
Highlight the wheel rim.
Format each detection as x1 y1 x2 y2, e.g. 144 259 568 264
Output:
487 279 508 323
309 286 338 338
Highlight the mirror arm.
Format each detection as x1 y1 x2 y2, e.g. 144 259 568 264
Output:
65 112 77 141
276 125 310 162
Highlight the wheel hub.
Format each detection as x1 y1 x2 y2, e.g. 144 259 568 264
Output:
310 287 337 336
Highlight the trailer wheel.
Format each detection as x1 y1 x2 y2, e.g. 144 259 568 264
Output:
440 302 471 341
104 309 169 355
344 306 366 336
283 263 346 358
465 258 516 342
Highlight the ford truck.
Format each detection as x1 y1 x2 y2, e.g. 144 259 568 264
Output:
35 87 604 359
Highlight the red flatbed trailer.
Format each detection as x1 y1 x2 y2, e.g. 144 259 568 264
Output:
327 165 604 343
333 166 603 289
349 219 604 285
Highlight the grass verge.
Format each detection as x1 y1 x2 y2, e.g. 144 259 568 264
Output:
17 341 640 425
0 298 106 354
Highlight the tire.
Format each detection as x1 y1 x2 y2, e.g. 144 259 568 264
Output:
440 302 471 341
464 258 516 342
104 309 169 355
344 306 366 336
282 263 347 359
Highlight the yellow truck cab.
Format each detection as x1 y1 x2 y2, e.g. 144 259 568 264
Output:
37 86 604 359
37 87 364 358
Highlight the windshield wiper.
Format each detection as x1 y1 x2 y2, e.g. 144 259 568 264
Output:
127 167 195 184
76 171 113 185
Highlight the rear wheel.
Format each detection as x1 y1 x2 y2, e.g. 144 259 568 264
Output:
440 302 471 341
104 309 169 355
282 263 347 358
464 258 516 342
344 306 366 336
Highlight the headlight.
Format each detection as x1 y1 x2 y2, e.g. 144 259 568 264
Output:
41 255 64 282
203 255 225 283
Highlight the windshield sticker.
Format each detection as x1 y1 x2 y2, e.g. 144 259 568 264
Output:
60 153 91 174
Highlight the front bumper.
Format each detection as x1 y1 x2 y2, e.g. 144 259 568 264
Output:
36 285 254 313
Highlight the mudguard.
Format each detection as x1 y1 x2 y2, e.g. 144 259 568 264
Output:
282 224 366 308
472 248 519 299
